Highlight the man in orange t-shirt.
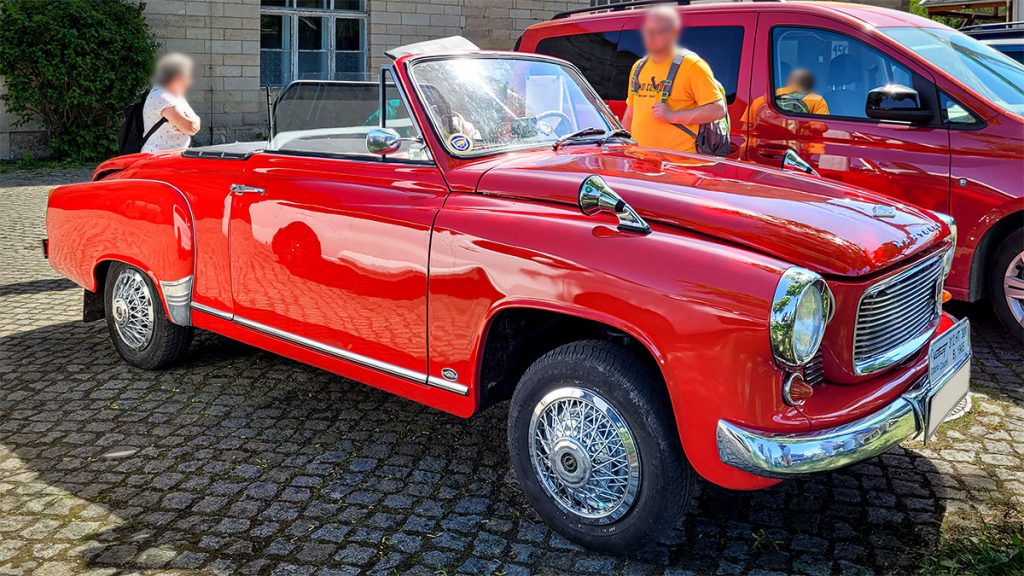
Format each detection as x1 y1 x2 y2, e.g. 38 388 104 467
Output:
775 68 830 115
622 6 727 153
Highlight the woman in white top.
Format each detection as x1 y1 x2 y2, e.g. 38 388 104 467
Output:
142 53 201 152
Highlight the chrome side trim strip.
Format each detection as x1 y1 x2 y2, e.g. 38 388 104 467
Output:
426 376 471 395
188 303 468 396
233 314 430 383
191 301 233 321
160 275 194 326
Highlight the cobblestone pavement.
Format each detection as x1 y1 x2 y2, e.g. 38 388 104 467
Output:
1 168 1022 576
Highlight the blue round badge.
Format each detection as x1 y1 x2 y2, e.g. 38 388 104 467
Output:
449 133 472 153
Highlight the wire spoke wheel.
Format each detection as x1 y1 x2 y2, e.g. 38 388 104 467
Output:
528 387 641 524
111 268 155 351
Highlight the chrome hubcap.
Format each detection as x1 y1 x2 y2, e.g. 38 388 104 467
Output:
528 387 640 524
1005 251 1024 327
112 268 154 351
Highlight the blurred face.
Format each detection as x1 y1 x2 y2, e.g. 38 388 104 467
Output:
165 68 193 97
641 9 681 58
787 69 815 92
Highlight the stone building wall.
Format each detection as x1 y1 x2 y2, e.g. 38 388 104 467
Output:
143 0 266 146
367 1 591 69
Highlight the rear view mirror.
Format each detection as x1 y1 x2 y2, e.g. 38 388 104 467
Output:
866 84 933 124
782 149 820 177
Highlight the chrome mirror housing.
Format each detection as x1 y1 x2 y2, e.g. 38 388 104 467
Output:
781 149 820 177
578 175 650 234
366 128 404 156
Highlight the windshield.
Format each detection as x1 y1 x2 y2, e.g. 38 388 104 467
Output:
880 26 1024 116
409 56 618 157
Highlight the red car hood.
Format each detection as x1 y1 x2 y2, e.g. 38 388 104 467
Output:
473 146 946 277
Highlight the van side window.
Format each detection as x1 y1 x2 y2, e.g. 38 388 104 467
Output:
940 92 979 125
771 27 914 119
534 32 625 101
617 26 745 104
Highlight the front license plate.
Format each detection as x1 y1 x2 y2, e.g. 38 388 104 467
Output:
924 319 971 442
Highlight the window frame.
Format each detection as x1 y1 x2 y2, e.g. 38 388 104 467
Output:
767 24 941 126
261 0 368 87
939 91 988 131
265 66 435 166
592 25 746 104
404 53 621 161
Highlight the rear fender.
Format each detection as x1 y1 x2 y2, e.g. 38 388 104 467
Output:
46 179 195 325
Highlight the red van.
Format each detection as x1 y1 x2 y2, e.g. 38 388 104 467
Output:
518 0 1024 338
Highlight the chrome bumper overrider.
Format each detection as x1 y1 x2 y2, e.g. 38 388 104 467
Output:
716 355 971 478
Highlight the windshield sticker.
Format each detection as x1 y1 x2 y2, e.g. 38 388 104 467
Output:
449 133 472 153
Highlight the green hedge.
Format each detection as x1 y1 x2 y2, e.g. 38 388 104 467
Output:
0 0 157 161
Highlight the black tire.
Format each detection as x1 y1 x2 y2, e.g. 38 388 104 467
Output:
989 229 1024 342
104 262 193 369
507 339 697 555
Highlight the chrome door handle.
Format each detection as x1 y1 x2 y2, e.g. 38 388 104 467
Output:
230 184 265 195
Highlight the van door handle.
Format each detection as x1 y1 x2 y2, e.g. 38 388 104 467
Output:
230 184 265 195
755 143 790 159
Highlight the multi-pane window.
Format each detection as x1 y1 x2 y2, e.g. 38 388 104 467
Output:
260 0 367 87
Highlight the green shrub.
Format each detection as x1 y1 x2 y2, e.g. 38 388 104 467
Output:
0 0 157 161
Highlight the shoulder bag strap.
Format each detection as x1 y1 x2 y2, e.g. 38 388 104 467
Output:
142 117 169 145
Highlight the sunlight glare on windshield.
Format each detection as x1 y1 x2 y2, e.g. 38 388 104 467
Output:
410 57 616 157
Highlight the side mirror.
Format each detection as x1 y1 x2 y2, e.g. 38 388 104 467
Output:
578 175 650 234
366 128 404 156
781 149 820 177
865 84 933 124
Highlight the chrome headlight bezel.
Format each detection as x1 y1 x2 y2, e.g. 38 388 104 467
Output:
933 212 957 278
770 267 834 368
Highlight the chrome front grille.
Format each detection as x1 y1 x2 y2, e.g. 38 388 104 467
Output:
853 254 944 375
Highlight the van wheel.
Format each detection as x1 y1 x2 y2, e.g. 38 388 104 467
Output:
104 262 193 369
507 340 696 555
990 230 1024 342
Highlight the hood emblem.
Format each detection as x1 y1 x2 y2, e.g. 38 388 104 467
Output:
872 205 897 218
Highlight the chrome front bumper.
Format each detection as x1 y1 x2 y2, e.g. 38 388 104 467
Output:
716 354 971 478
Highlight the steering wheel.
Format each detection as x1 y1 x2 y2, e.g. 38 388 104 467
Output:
535 110 576 136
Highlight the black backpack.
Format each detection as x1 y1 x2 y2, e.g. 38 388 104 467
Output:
631 49 731 157
117 96 167 155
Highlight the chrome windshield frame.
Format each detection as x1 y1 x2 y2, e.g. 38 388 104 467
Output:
403 52 622 160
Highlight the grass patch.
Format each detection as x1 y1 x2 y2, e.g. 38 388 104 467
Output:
919 512 1024 575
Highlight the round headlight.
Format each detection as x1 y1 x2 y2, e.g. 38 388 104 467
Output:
770 268 832 367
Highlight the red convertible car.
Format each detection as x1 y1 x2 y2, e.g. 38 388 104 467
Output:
44 40 971 553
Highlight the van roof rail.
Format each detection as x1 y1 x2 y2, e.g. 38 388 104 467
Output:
551 0 781 20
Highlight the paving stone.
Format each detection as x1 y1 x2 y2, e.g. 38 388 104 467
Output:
1 168 1022 575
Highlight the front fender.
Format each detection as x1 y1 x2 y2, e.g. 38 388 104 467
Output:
46 178 195 322
428 193 806 490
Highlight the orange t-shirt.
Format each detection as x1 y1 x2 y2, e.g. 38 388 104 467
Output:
626 51 723 153
775 86 830 115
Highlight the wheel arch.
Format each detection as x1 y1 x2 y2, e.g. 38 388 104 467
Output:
473 301 671 412
968 208 1024 301
46 178 197 325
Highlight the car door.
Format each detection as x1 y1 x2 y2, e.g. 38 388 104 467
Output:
616 10 758 157
749 15 951 214
227 75 447 378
